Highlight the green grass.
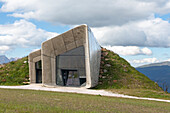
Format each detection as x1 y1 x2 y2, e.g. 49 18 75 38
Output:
109 89 170 100
0 57 29 85
96 48 162 91
0 88 170 113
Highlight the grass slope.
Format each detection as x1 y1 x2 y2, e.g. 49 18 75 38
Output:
96 48 161 90
0 88 170 113
95 48 170 99
0 57 29 85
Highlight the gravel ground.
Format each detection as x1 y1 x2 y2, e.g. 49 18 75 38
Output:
0 84 169 103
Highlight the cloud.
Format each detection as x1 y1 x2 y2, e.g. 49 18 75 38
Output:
31 48 40 52
0 46 10 54
104 46 152 56
131 58 159 64
0 0 170 27
166 59 170 62
0 19 58 53
92 17 170 47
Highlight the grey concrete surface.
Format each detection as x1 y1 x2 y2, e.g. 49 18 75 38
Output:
28 49 41 83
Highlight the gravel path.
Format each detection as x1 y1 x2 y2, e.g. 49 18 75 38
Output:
0 84 170 103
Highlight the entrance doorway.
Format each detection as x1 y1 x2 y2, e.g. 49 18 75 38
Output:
35 61 42 83
61 70 80 86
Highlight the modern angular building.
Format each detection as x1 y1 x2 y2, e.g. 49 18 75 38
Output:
28 25 101 88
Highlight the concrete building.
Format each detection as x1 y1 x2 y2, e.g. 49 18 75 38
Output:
28 25 101 88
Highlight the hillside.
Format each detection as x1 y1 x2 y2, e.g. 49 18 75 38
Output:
95 48 161 91
136 62 170 93
0 57 29 85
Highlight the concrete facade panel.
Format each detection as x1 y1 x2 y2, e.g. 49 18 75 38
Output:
42 39 54 56
28 49 41 83
66 41 76 51
75 38 85 47
51 35 66 55
29 49 41 62
73 25 86 41
42 55 52 85
62 30 74 45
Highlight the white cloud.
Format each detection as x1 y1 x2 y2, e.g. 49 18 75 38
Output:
166 59 170 62
0 0 170 27
0 19 58 53
0 46 10 54
31 48 40 52
92 17 170 47
104 46 152 56
131 58 159 64
0 0 169 57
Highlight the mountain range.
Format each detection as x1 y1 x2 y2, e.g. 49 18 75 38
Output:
0 55 19 64
136 61 170 93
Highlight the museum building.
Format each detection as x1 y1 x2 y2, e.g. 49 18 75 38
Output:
28 25 101 88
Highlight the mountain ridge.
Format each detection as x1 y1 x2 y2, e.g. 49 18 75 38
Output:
136 62 170 93
137 61 170 68
0 55 19 64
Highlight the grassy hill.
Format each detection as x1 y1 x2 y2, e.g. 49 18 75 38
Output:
96 48 161 90
94 48 170 99
0 57 29 85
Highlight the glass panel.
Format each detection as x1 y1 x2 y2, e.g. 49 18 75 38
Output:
35 60 42 83
56 46 86 86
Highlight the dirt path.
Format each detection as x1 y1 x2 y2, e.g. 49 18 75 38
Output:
0 84 170 103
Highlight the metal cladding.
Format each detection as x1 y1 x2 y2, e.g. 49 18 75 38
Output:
28 25 101 88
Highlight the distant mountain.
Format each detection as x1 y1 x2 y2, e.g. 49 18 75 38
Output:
136 61 170 93
9 57 20 62
0 55 19 64
138 61 170 68
0 55 10 64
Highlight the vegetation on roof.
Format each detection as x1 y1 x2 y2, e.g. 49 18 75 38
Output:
95 48 162 91
0 57 29 85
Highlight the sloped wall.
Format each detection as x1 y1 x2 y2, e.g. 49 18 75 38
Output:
87 27 101 88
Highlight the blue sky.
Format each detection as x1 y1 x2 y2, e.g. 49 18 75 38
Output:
0 0 170 67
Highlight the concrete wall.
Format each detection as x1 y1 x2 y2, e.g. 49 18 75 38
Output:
28 49 41 83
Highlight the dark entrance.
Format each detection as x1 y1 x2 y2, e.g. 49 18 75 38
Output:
35 61 42 83
61 70 80 86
